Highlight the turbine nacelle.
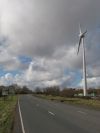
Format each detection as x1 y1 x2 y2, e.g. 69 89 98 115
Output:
79 24 87 38
79 30 87 38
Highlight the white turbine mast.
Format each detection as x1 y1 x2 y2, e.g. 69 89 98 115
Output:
77 24 87 96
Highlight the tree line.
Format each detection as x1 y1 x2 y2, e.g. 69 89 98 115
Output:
0 84 100 98
0 84 32 97
34 86 100 97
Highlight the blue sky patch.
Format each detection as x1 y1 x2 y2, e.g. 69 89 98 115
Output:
18 55 32 64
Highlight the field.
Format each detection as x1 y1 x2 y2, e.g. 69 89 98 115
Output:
35 94 100 110
0 96 17 133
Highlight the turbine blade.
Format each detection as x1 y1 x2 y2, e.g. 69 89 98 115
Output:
79 23 82 35
83 30 87 36
77 37 82 54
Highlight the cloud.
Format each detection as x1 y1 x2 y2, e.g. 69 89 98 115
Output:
79 77 100 88
0 0 100 88
0 60 75 89
0 0 100 57
0 73 13 85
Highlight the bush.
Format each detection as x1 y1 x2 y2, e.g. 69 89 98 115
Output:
75 96 92 99
60 89 75 97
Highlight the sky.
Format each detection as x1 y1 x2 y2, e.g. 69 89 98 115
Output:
0 0 100 90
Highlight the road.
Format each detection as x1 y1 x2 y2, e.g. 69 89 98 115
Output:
19 95 100 133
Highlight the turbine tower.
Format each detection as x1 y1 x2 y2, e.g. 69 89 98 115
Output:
77 25 87 96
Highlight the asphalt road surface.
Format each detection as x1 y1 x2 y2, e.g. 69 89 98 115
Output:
19 95 100 133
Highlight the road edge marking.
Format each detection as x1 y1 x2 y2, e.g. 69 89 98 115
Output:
18 98 26 133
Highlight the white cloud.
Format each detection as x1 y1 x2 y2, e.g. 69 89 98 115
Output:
0 59 75 89
0 0 100 88
79 77 100 88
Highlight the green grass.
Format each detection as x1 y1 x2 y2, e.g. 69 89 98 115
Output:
35 94 100 110
0 96 17 133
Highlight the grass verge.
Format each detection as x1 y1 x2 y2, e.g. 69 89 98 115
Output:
34 94 100 110
0 96 17 133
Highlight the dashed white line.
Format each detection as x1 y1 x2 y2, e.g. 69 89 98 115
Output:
18 99 26 133
48 111 55 116
78 110 87 115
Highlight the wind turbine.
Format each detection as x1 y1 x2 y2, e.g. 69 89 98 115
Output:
77 25 87 96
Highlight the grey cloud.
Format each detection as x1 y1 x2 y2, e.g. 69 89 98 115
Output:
0 0 100 57
0 0 100 88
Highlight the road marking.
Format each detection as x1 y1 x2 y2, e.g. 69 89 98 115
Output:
18 99 26 133
78 110 87 115
48 111 55 116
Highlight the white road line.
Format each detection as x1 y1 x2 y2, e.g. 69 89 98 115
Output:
48 111 55 116
78 110 87 115
18 99 26 133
